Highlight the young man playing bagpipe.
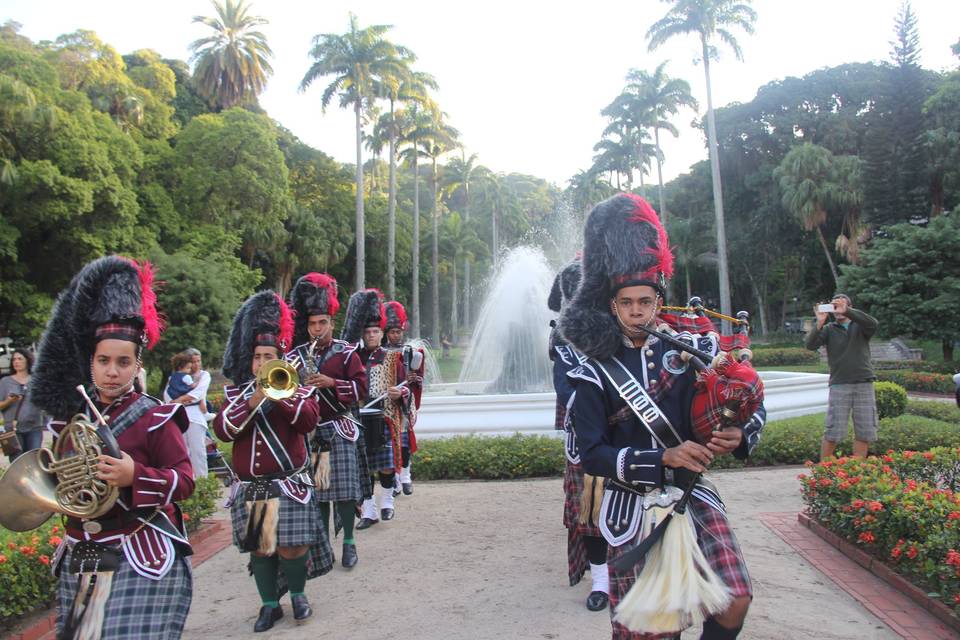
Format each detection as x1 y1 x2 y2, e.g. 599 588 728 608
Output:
550 259 610 612
381 300 424 497
340 290 414 529
558 194 767 640
285 273 368 569
213 291 334 632
20 256 195 640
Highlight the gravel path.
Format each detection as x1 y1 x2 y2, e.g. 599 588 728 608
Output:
183 467 897 639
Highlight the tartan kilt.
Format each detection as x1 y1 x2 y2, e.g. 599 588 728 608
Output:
56 543 192 640
230 490 325 549
606 496 752 640
370 431 410 471
315 425 361 503
356 428 374 500
555 403 566 431
563 460 603 586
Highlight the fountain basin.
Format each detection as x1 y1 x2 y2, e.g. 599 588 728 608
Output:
415 371 829 440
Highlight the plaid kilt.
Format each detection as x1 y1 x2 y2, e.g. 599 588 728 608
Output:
314 423 361 503
231 490 324 549
368 435 395 471
555 403 566 431
57 543 192 640
564 460 603 586
356 429 374 499
606 496 751 640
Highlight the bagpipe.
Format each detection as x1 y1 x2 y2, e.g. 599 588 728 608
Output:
612 297 764 635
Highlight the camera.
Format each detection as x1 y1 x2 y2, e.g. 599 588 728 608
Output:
817 303 836 313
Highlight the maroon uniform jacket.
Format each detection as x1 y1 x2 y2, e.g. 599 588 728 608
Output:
286 339 368 425
213 384 319 480
50 391 194 580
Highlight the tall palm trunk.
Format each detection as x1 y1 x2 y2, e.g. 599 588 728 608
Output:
815 225 840 286
492 204 500 268
654 127 666 221
431 156 440 348
701 34 731 327
450 258 458 340
463 185 471 329
354 99 365 290
411 148 421 337
387 101 397 299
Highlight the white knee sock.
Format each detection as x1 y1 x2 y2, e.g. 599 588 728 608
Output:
399 465 411 484
361 497 378 520
379 488 395 511
590 563 609 594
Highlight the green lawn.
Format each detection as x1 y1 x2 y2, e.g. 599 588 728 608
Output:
435 346 465 382
755 363 829 374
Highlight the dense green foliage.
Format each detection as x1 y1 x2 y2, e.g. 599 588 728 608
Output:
0 519 59 623
873 381 908 420
906 399 960 423
801 449 960 612
875 370 956 394
748 347 819 367
411 434 565 480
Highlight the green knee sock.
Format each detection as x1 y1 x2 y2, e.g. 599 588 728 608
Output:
336 501 356 544
250 554 279 607
318 501 331 539
278 552 309 596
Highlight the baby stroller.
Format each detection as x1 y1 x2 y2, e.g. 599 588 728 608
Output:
205 424 237 487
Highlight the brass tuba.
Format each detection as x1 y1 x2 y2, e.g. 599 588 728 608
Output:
0 413 120 532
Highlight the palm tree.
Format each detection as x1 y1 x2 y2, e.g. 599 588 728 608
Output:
647 0 757 322
601 90 658 193
442 151 479 327
440 211 487 340
623 63 698 220
830 155 865 265
422 117 461 347
591 136 634 189
376 68 438 299
365 111 388 194
397 101 438 337
300 13 408 291
774 143 840 286
189 0 273 109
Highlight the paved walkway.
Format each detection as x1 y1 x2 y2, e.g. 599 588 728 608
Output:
179 467 957 639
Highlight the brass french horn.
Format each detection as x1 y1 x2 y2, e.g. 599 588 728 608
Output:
0 413 120 532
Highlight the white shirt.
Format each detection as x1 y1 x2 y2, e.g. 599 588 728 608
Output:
164 370 211 425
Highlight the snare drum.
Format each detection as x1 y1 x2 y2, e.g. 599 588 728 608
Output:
360 407 386 451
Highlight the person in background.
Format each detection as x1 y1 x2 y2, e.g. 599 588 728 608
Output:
0 348 44 455
804 293 879 460
166 352 197 400
165 348 211 478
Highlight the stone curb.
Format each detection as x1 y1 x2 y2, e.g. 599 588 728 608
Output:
798 512 960 634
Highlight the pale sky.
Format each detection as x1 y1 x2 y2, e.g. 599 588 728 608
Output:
2 0 958 188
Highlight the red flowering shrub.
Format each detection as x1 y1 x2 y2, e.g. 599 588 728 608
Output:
802 448 960 612
0 519 60 624
875 370 955 394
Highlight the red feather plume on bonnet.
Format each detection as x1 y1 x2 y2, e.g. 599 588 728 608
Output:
276 294 294 351
624 193 674 281
131 259 163 349
303 272 340 316
386 301 408 329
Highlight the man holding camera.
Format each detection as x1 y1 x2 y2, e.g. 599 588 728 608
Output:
804 294 879 460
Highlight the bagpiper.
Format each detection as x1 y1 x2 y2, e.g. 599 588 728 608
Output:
381 300 423 496
341 290 413 529
558 194 766 640
550 259 610 612
285 273 368 569
213 290 333 632
28 256 194 640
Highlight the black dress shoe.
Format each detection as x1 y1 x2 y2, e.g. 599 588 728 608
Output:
392 485 401 497
380 508 395 521
291 594 312 621
341 543 358 568
586 591 609 611
356 517 379 530
254 605 283 632
402 482 413 495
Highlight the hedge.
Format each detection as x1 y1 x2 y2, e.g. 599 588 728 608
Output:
748 347 820 367
875 370 955 394
801 450 960 613
874 381 907 420
874 360 959 375
907 400 960 424
0 474 222 627
412 434 565 480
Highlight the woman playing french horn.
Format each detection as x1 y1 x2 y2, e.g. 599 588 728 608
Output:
213 290 333 633
24 255 195 640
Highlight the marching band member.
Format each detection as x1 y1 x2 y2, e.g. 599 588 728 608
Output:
559 194 765 640
29 256 194 640
285 273 367 568
550 259 610 612
382 300 423 496
213 290 333 632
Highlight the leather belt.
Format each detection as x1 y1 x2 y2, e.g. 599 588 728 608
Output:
67 508 156 535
